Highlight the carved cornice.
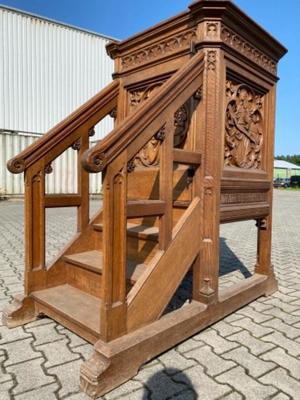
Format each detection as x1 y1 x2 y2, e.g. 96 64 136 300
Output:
221 25 277 74
121 29 197 71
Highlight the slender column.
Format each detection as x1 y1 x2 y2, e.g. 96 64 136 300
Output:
255 86 278 294
77 131 90 232
159 120 173 250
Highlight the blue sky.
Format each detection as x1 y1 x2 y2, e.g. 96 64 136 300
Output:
0 0 298 155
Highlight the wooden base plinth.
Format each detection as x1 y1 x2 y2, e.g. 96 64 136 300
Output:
80 273 274 398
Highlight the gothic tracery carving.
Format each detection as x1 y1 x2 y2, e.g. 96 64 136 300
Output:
225 81 264 169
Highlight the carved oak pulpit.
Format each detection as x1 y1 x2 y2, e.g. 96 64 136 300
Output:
3 0 286 398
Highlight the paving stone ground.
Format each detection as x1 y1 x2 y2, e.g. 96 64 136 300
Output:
0 190 300 400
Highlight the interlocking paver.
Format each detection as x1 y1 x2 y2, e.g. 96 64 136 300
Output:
193 329 239 354
261 347 300 379
226 330 276 356
261 331 300 356
262 317 300 339
6 358 55 394
174 365 232 399
260 367 300 399
36 338 81 368
222 346 276 378
0 191 300 399
216 366 278 399
2 338 42 366
184 344 236 376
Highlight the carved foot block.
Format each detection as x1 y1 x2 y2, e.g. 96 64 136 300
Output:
2 294 37 328
80 350 139 399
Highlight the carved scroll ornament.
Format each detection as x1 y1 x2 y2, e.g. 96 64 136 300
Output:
225 81 264 169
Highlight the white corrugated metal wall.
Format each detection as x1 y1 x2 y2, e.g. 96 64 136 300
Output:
0 6 115 195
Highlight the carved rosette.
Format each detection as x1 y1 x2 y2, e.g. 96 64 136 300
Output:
224 81 264 169
128 84 191 168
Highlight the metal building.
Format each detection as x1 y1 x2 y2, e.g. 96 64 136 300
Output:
0 5 115 196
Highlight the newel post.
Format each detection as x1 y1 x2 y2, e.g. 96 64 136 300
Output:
24 163 46 294
193 47 225 305
100 154 128 341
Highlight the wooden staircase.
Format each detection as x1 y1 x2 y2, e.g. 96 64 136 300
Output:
2 0 286 398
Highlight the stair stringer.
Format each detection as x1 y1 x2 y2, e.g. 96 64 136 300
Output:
27 208 104 293
127 197 201 332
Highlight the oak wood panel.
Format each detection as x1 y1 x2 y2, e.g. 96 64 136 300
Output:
127 197 201 331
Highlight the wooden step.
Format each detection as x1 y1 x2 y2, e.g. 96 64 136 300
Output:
32 284 101 343
64 250 146 284
93 222 159 242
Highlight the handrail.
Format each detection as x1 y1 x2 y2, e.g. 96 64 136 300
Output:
7 80 119 174
82 51 204 173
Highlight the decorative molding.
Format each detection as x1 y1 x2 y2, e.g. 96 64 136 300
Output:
174 104 190 147
121 29 197 71
44 163 53 174
256 218 268 230
109 108 117 119
88 127 96 137
127 160 136 173
194 86 203 101
224 80 264 169
207 50 217 71
207 23 218 37
221 26 277 74
72 139 81 151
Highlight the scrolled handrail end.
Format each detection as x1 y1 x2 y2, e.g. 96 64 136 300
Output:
7 157 26 174
81 149 106 173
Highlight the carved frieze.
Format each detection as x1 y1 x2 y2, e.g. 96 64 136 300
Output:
225 81 264 169
221 192 267 205
121 29 197 71
221 26 276 74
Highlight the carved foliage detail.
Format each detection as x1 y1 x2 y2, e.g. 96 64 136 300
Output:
225 81 264 169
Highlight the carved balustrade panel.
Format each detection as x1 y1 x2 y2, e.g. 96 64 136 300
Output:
127 83 191 168
224 80 264 169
